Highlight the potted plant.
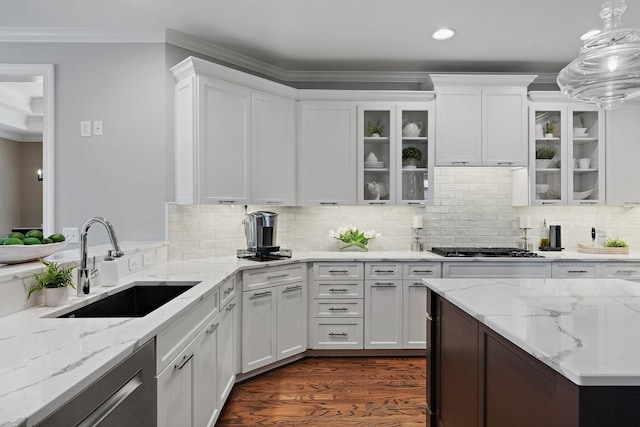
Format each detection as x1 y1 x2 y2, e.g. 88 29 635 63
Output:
366 119 385 137
535 146 556 169
28 259 76 306
402 147 423 168
544 122 556 138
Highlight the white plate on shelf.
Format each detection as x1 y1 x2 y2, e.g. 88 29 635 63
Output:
0 241 68 264
364 161 383 168
573 189 594 200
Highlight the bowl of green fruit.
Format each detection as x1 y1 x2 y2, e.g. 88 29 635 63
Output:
0 230 68 264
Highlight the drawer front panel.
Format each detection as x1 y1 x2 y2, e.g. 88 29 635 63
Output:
552 263 600 278
310 318 363 349
313 262 363 280
312 299 363 317
601 263 640 279
242 264 306 292
443 262 551 278
311 280 364 299
365 262 402 279
219 276 237 309
403 262 442 279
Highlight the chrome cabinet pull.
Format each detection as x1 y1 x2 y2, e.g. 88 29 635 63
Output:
224 286 234 294
267 273 290 279
225 302 237 311
451 161 469 165
616 270 638 274
320 202 338 205
206 323 219 334
250 290 272 299
409 283 427 287
283 284 302 293
368 201 386 205
329 288 349 292
174 352 194 370
328 307 349 311
373 282 396 287
374 269 395 273
218 200 236 204
497 162 514 165
328 269 349 273
406 202 424 205
567 270 588 273
329 332 348 337
413 269 433 273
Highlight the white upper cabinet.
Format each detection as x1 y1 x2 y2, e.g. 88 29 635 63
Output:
432 75 536 167
606 102 640 206
171 57 297 206
298 101 357 205
251 91 297 206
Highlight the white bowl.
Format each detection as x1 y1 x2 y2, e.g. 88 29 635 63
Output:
573 188 594 200
536 184 549 194
0 241 68 264
573 127 588 137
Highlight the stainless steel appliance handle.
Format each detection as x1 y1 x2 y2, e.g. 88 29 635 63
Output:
77 371 143 427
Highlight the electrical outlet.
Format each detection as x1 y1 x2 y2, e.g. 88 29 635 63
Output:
62 227 79 243
143 251 154 266
80 121 91 137
128 257 140 271
93 121 103 136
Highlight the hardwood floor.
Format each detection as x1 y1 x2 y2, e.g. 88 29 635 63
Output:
218 356 428 426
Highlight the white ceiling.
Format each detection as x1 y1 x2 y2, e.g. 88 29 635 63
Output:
2 0 638 76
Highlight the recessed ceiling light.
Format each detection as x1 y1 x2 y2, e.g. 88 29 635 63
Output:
432 28 456 41
580 29 601 41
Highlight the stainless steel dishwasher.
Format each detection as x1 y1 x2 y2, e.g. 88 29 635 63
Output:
36 339 156 426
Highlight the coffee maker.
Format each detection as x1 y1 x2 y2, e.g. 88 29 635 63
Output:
238 211 291 261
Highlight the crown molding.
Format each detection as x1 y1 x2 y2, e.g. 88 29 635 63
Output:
0 27 163 43
430 73 538 88
0 128 42 142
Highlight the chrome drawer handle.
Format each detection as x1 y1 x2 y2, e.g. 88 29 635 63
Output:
567 270 588 273
373 282 396 286
266 201 283 205
174 352 194 370
320 202 338 205
267 273 290 279
406 202 424 205
218 200 236 204
328 307 349 311
374 269 395 273
283 284 302 293
413 269 433 273
328 269 349 273
329 288 349 292
410 283 427 287
451 161 469 165
368 201 386 205
206 323 219 334
224 286 234 294
497 162 514 165
329 332 348 337
250 290 272 299
616 270 638 274
225 302 236 311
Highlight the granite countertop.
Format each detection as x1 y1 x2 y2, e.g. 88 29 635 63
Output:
4 246 640 426
424 277 640 387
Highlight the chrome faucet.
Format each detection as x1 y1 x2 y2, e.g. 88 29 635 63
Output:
77 217 124 296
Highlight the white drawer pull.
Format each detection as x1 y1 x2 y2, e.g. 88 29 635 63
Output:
250 290 272 299
267 273 290 279
329 332 348 337
283 284 302 293
328 307 349 311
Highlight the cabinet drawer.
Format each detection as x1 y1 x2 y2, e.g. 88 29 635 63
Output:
365 262 402 279
242 263 306 292
311 280 364 298
156 288 218 374
552 263 601 278
219 276 236 309
312 299 363 317
601 263 640 279
443 262 551 278
313 262 363 280
310 318 363 349
403 262 441 278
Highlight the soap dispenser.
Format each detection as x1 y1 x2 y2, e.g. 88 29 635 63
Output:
101 250 119 287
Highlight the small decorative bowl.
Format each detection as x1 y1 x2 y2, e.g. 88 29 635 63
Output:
573 127 588 137
536 184 549 195
0 241 68 265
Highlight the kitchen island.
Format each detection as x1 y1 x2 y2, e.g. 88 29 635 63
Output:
424 277 640 427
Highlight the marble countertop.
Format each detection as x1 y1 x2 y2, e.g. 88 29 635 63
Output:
4 246 640 426
424 277 640 387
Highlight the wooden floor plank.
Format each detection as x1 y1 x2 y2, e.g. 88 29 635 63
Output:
218 356 428 426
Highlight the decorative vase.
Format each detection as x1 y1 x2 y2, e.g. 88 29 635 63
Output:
44 287 69 307
338 241 368 252
371 133 380 138
544 133 554 138
404 158 418 169
535 159 552 169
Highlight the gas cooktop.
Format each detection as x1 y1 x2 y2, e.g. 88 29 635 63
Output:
430 247 544 258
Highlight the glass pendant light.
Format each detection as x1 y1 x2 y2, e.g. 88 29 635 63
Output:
557 0 640 109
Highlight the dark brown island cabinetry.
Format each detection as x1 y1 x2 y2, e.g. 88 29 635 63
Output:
427 290 640 427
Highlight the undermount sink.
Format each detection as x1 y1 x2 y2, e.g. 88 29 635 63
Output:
56 281 200 318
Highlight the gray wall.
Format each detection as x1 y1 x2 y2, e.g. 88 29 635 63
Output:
0 137 20 234
20 141 43 228
0 43 167 244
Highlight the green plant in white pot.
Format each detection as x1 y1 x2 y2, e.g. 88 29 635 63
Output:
535 146 556 169
402 147 423 168
28 259 75 306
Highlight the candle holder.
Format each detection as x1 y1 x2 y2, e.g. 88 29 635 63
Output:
519 227 532 252
411 227 424 252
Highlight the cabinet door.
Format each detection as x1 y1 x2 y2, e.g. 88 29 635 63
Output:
157 348 194 427
241 288 277 373
299 102 357 205
194 320 219 427
435 88 482 166
217 300 237 408
606 102 640 205
397 103 434 205
482 88 528 166
364 280 403 349
251 91 296 206
403 281 427 349
277 283 307 360
199 77 251 204
530 104 566 205
358 104 396 205
568 105 604 205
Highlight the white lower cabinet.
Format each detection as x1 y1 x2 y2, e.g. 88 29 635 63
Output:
217 298 237 410
364 280 403 349
157 340 195 427
403 281 428 349
241 266 307 373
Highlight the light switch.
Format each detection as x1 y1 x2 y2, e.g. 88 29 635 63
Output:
80 121 91 137
93 121 103 136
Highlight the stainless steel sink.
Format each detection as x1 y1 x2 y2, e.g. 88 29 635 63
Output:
56 281 200 318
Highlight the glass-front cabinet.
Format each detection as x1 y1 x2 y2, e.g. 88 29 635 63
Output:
357 102 434 206
529 99 604 206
